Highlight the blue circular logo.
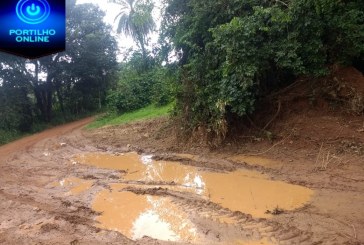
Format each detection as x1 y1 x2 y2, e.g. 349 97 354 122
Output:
16 0 51 25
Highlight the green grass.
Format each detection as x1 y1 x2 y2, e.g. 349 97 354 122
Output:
86 104 173 129
0 130 26 145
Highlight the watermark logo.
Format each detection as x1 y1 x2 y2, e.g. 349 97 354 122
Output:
16 0 51 25
0 0 65 59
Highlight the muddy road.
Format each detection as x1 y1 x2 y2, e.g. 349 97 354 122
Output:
0 117 363 244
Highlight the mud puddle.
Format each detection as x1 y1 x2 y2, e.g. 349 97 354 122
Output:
93 184 198 242
75 153 205 193
57 177 94 195
74 152 313 241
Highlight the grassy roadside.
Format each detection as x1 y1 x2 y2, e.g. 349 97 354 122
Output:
0 104 172 146
86 104 173 129
0 130 26 146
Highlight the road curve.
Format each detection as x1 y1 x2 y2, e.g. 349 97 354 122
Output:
0 117 94 161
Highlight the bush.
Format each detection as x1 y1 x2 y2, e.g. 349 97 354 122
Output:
151 65 177 106
107 52 176 113
162 0 364 140
0 130 22 145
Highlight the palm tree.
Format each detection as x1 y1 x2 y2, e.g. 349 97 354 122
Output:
111 0 155 59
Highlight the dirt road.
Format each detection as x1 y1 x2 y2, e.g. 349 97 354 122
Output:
0 117 94 159
0 116 363 245
0 118 133 244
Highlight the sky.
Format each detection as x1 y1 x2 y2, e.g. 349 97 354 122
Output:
18 1 163 82
76 0 162 60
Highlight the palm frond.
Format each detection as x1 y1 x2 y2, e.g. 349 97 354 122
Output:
113 0 155 54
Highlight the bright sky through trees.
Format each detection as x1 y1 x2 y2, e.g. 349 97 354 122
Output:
76 0 162 59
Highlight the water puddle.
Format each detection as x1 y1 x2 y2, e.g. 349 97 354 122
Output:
75 152 144 172
202 170 312 218
75 153 205 193
229 155 283 169
74 152 313 240
92 184 197 242
58 177 93 195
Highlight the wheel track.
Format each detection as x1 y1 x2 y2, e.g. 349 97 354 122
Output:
122 186 328 245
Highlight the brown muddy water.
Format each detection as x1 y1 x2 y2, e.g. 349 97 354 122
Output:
58 177 94 195
72 152 313 243
93 185 197 242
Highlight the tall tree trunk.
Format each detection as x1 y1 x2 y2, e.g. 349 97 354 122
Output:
56 87 66 119
98 88 102 110
33 60 53 122
46 90 52 122
34 86 52 122
136 30 147 66
33 60 46 120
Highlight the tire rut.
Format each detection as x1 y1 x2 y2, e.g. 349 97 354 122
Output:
122 186 332 245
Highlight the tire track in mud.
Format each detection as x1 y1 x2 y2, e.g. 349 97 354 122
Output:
124 184 361 245
107 152 359 245
40 147 364 244
153 153 362 193
64 149 359 244
121 186 319 245
0 188 98 228
0 118 139 245
1 117 361 244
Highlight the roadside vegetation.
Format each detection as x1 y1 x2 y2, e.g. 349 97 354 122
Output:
0 0 118 145
87 103 172 129
0 0 363 146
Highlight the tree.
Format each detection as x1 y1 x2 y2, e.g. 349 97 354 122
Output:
161 0 364 141
0 54 33 132
0 2 118 131
112 0 155 59
63 2 118 115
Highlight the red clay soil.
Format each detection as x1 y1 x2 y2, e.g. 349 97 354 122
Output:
0 67 363 245
0 117 94 159
85 67 364 244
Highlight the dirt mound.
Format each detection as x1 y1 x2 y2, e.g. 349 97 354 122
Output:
334 66 364 94
85 68 364 156
278 66 364 115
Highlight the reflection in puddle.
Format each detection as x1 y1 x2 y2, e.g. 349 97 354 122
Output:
75 152 313 241
75 153 204 190
76 152 313 218
92 185 197 242
58 177 93 195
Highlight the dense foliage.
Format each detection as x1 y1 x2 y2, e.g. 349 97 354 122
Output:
161 0 364 139
106 0 175 114
106 52 176 113
0 1 118 144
